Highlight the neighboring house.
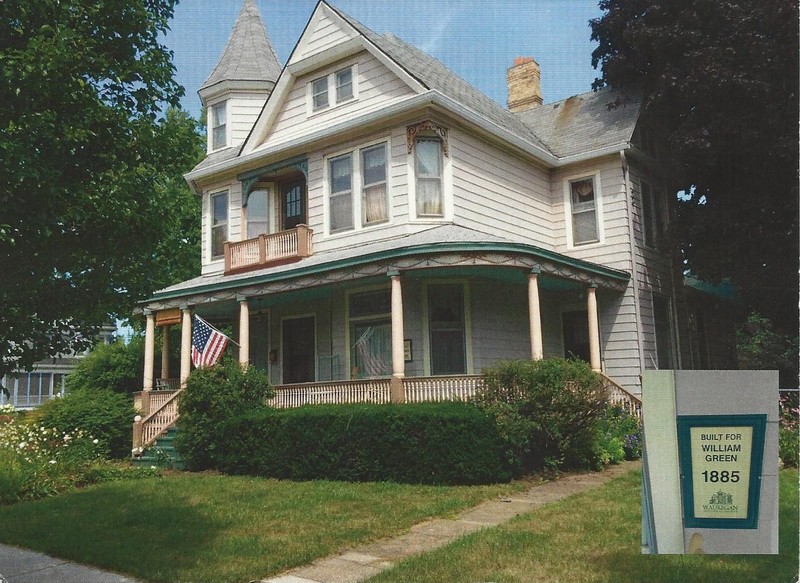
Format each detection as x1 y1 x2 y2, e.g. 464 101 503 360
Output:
134 0 735 446
1 327 116 410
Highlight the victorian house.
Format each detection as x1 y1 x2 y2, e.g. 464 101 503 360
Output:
133 1 735 450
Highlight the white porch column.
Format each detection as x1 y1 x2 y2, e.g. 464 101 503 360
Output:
160 325 171 381
528 269 544 361
389 270 405 402
180 307 192 386
587 284 602 372
238 297 250 368
143 311 156 391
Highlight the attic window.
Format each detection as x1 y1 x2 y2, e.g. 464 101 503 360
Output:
309 65 357 114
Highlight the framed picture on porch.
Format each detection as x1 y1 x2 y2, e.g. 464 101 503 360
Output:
404 339 413 362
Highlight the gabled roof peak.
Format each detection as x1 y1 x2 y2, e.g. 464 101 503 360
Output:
199 0 282 101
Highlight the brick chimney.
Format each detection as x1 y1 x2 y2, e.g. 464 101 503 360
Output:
507 57 542 113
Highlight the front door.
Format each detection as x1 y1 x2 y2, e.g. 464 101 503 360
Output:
562 310 591 363
282 316 315 384
282 183 305 230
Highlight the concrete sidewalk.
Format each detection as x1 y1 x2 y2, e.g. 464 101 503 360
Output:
0 544 143 583
260 460 640 583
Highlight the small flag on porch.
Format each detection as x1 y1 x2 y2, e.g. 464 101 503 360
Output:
191 315 230 368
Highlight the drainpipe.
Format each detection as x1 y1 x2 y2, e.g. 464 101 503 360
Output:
621 150 646 379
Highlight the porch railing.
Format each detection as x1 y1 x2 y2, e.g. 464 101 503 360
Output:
224 225 313 275
132 389 183 454
269 378 391 408
403 375 483 403
601 373 642 420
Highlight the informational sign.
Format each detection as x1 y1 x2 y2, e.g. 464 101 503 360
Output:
676 414 767 529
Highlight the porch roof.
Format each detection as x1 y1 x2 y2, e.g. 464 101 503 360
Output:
143 225 629 309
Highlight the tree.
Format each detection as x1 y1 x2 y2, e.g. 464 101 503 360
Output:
0 1 203 378
590 0 799 335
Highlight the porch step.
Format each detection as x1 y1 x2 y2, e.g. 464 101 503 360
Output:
133 428 184 470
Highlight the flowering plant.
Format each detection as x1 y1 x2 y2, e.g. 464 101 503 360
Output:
0 414 103 503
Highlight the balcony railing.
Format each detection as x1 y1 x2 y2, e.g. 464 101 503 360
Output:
224 225 313 275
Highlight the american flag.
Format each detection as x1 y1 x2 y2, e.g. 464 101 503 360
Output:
191 315 230 368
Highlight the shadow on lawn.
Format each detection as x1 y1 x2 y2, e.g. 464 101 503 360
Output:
0 479 230 582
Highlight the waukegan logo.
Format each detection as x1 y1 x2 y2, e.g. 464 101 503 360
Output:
703 490 738 513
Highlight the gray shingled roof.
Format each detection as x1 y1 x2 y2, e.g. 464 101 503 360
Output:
514 89 641 159
200 0 282 93
331 6 553 155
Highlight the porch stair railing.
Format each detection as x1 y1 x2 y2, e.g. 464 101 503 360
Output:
132 389 183 456
600 373 642 420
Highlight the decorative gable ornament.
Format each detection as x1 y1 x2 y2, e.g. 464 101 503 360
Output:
406 121 449 157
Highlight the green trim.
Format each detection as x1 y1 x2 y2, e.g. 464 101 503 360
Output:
148 240 630 303
238 155 309 201
676 414 767 530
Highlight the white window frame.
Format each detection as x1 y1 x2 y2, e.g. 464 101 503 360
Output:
307 64 358 116
408 135 452 222
208 189 229 262
209 100 228 151
345 285 393 380
563 172 604 248
323 138 390 236
328 153 354 233
420 280 473 376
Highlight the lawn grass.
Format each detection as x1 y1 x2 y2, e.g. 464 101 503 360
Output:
367 468 799 583
0 472 525 583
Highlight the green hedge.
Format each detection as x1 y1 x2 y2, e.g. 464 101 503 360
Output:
215 402 512 485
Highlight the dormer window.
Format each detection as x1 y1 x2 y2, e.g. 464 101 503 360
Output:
311 77 329 111
211 101 227 150
308 65 357 114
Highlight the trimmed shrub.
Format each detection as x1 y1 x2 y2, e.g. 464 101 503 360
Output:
216 402 512 485
65 337 145 396
175 359 273 471
473 358 609 471
34 388 135 459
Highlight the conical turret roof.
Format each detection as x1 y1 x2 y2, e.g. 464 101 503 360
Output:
199 0 281 97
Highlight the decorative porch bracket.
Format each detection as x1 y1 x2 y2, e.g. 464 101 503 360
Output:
238 155 309 202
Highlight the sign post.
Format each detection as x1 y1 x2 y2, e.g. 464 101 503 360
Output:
641 370 778 555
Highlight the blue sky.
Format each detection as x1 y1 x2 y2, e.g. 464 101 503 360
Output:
164 0 604 120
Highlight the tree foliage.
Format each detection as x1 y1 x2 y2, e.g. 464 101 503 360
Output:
0 1 203 376
590 0 799 333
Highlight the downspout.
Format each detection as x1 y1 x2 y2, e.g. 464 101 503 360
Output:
621 150 646 379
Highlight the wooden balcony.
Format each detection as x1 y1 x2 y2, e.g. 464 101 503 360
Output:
224 225 313 275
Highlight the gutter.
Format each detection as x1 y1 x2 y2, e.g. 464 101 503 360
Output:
147 239 630 303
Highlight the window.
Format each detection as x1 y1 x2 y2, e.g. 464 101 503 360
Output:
335 67 353 102
246 189 269 239
309 65 356 113
329 155 353 232
210 191 228 259
326 141 389 233
569 177 598 245
428 284 466 375
311 77 328 111
211 101 227 150
415 138 443 217
361 144 387 225
641 181 664 248
349 290 392 378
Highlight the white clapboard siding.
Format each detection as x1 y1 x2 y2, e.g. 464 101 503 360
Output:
295 7 359 60
262 52 416 149
229 94 269 146
450 130 554 247
470 280 530 369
